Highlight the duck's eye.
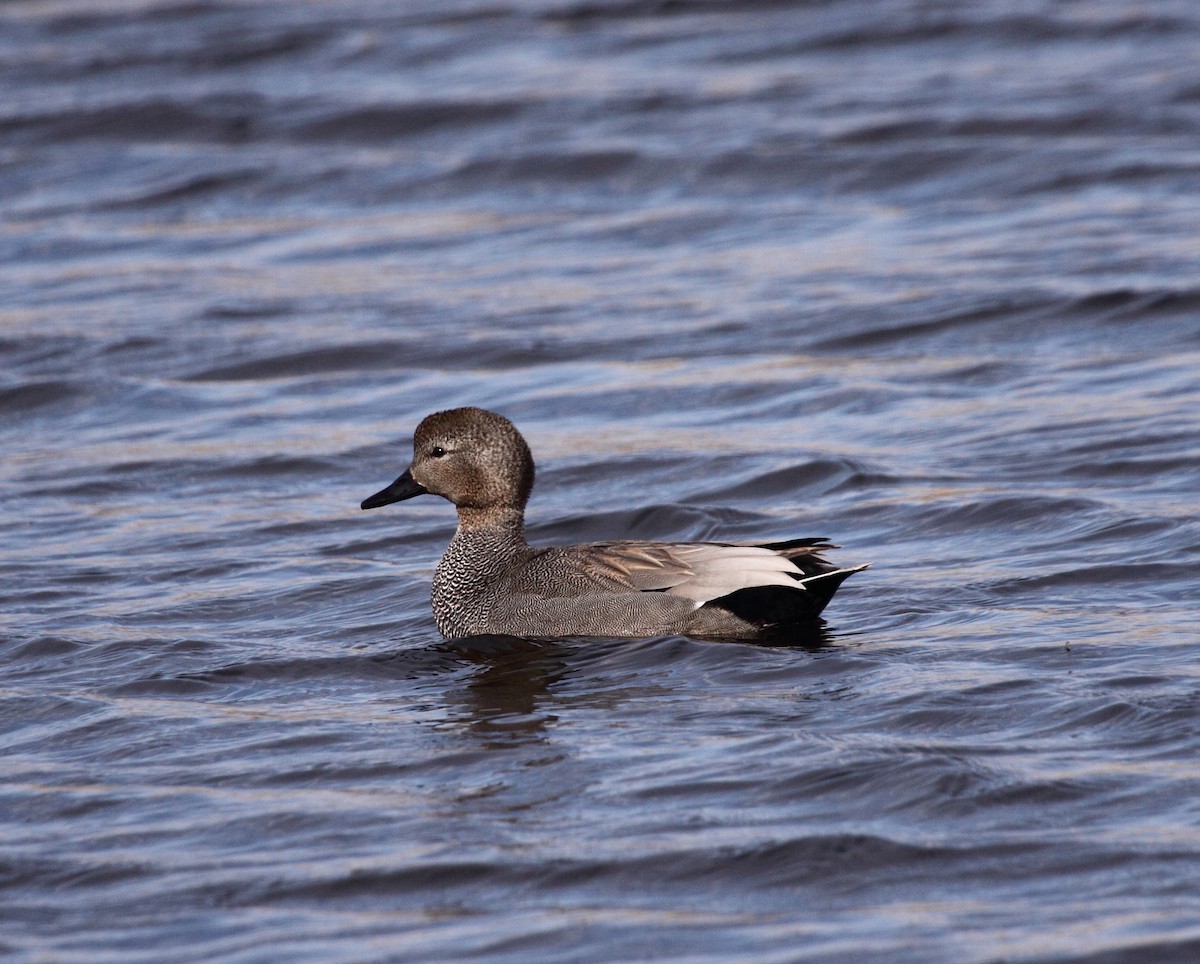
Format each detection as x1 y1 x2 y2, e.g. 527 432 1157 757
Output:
430 446 446 458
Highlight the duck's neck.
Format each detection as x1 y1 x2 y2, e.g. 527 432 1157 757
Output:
440 506 530 582
453 506 528 543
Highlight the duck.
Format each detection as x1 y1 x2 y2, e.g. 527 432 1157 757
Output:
360 407 866 640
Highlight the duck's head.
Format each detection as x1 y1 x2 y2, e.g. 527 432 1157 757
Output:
360 407 535 513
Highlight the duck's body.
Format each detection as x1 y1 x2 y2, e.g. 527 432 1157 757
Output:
361 407 865 640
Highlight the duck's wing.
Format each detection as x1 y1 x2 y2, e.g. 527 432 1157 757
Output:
554 539 861 606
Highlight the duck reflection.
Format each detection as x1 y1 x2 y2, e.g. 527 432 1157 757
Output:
436 626 837 751
440 635 568 748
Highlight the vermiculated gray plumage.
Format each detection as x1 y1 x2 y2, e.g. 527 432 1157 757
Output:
361 407 866 640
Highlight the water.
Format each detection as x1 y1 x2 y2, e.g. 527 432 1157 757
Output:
3 0 1200 959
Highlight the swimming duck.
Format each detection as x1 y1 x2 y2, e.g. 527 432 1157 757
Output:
361 407 865 640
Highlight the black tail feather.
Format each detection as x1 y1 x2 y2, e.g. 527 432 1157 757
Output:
708 566 865 627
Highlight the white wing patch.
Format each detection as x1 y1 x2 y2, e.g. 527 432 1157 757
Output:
661 545 806 604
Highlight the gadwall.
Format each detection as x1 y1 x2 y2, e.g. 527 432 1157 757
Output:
361 407 866 640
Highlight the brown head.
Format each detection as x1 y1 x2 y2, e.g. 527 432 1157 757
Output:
360 407 535 514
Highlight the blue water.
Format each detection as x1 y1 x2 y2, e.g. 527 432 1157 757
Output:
3 0 1199 959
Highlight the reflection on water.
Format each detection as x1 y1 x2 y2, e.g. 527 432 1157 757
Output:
445 637 566 747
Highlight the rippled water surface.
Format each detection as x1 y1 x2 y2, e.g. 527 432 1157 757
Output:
3 0 1200 959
